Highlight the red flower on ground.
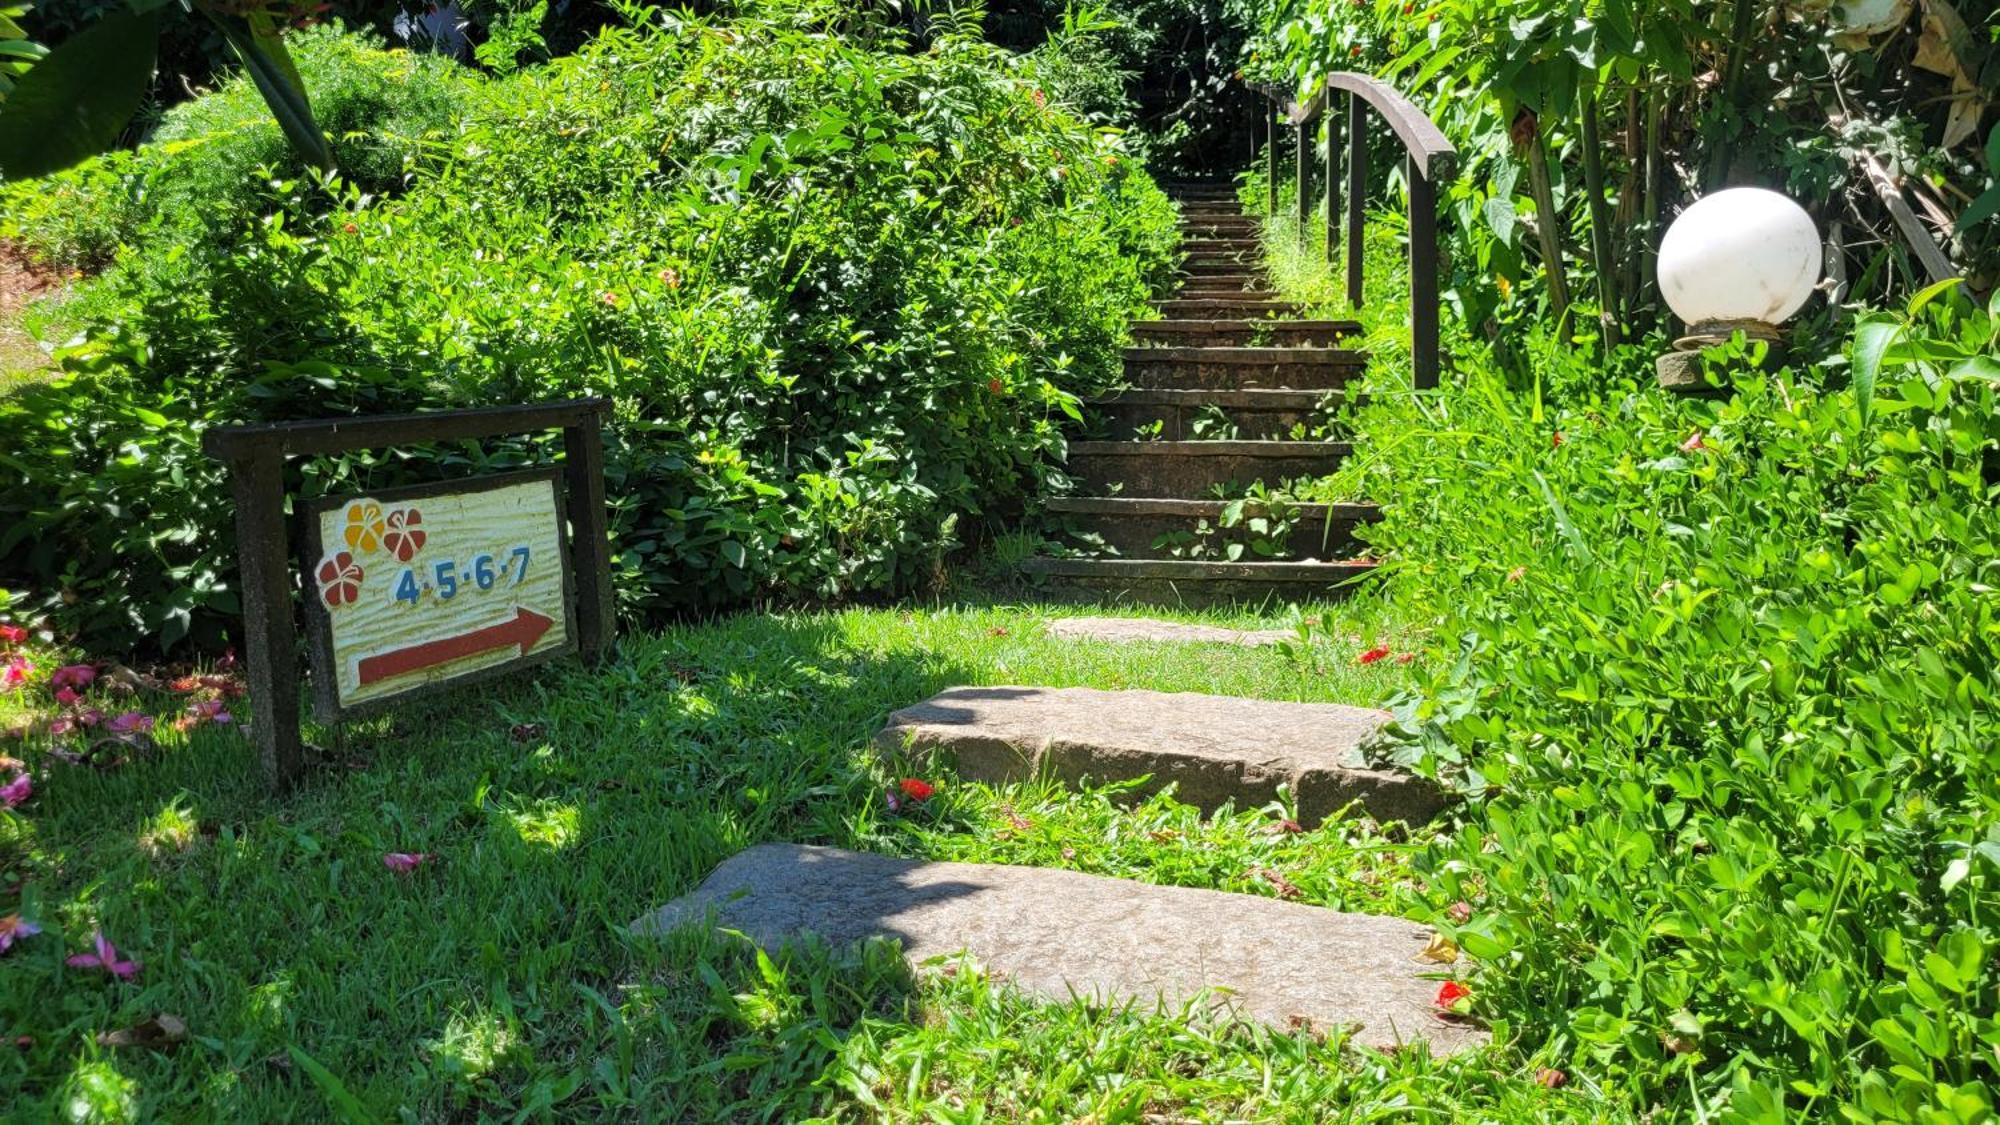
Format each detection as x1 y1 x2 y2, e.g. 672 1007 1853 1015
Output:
1551 431 1564 448
383 508 427 563
317 552 365 608
0 624 24 644
1357 645 1392 665
898 778 935 803
1435 980 1471 1010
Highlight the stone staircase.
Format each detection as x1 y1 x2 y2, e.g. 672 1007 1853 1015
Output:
1024 185 1380 606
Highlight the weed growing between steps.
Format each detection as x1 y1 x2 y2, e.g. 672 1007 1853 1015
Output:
1 602 1594 1119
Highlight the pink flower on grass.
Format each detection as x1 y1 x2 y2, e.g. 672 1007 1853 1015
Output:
76 708 104 729
107 712 153 735
186 700 233 726
54 687 80 706
382 852 431 873
49 664 95 692
0 774 29 809
0 913 39 953
49 718 76 737
1680 431 1711 454
1 657 30 688
66 931 139 980
0 624 25 644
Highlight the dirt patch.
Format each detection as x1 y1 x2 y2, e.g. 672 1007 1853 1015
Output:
0 241 71 388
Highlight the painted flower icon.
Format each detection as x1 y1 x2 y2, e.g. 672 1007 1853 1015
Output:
66 930 139 980
382 508 427 563
343 501 385 554
317 552 365 608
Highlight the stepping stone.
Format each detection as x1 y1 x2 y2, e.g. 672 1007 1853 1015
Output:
876 686 1442 826
1045 616 1297 646
635 843 1485 1056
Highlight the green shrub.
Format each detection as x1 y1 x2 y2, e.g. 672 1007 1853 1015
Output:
0 3 1176 650
0 24 475 270
1339 290 2000 1118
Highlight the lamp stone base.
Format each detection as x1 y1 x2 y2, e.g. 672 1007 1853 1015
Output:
1656 350 1719 395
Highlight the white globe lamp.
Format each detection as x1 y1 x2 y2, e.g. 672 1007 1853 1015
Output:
1655 187 1822 390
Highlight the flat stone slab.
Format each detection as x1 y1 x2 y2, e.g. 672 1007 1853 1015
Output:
635 844 1485 1056
1046 616 1297 646
876 687 1443 826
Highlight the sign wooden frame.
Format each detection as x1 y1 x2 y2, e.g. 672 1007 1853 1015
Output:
300 467 579 723
203 399 614 789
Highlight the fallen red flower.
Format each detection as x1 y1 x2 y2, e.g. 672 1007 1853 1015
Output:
898 778 935 803
1434 980 1471 1009
1357 646 1392 665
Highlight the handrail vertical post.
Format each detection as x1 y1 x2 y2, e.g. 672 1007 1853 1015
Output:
1324 117 1338 264
1346 91 1366 308
1294 119 1310 246
1265 105 1279 217
1410 155 1441 390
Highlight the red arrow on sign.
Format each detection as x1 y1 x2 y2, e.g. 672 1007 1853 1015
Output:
357 607 555 687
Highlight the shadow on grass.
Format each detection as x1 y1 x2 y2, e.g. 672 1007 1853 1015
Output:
3 610 977 1120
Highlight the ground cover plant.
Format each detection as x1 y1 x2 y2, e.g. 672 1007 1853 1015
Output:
0 1 1178 653
0 602 1599 1121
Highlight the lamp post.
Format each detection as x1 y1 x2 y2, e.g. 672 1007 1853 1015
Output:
1654 187 1823 392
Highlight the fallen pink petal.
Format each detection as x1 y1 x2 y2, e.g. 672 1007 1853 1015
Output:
49 664 96 692
187 700 233 725
107 712 154 734
66 931 140 980
54 686 80 706
382 852 432 873
0 774 29 809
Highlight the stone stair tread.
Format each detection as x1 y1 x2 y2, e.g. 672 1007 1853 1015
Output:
1020 557 1378 606
635 843 1482 1056
1069 439 1352 457
1089 387 1337 408
1155 299 1305 316
1125 346 1365 364
877 685 1439 826
1044 616 1298 646
1046 496 1378 519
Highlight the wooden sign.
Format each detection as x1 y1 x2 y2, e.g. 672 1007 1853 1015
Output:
303 470 575 719
203 400 613 790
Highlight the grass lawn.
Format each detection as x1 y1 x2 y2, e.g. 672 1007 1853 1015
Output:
0 599 1580 1120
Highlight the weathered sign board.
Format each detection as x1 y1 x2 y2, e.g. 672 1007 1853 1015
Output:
303 470 575 719
203 400 613 789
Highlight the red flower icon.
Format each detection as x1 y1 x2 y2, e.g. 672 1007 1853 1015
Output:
317 552 365 608
383 508 427 562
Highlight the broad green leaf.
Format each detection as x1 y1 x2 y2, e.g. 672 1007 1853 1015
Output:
0 7 160 179
210 13 333 171
1850 316 1899 430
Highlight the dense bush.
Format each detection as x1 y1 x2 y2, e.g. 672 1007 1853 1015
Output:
1336 290 2000 1117
0 24 475 270
0 5 1177 650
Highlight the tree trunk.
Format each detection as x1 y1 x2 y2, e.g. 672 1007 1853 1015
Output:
1580 80 1621 347
1523 115 1573 329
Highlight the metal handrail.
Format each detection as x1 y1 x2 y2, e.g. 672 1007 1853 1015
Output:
1252 73 1457 389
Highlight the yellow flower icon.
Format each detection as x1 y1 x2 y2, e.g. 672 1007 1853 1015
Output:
343 501 385 554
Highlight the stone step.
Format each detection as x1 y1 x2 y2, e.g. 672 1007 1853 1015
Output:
1047 496 1378 559
877 686 1440 826
1124 347 1367 391
1182 238 1261 256
1067 439 1352 497
1182 221 1262 239
1155 298 1305 320
1020 557 1378 606
1132 319 1362 349
1179 284 1279 301
1044 616 1299 646
636 844 1482 1056
1185 259 1268 278
1087 387 1340 441
1178 202 1251 216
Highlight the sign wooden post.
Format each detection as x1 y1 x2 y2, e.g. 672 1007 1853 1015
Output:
203 399 614 790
